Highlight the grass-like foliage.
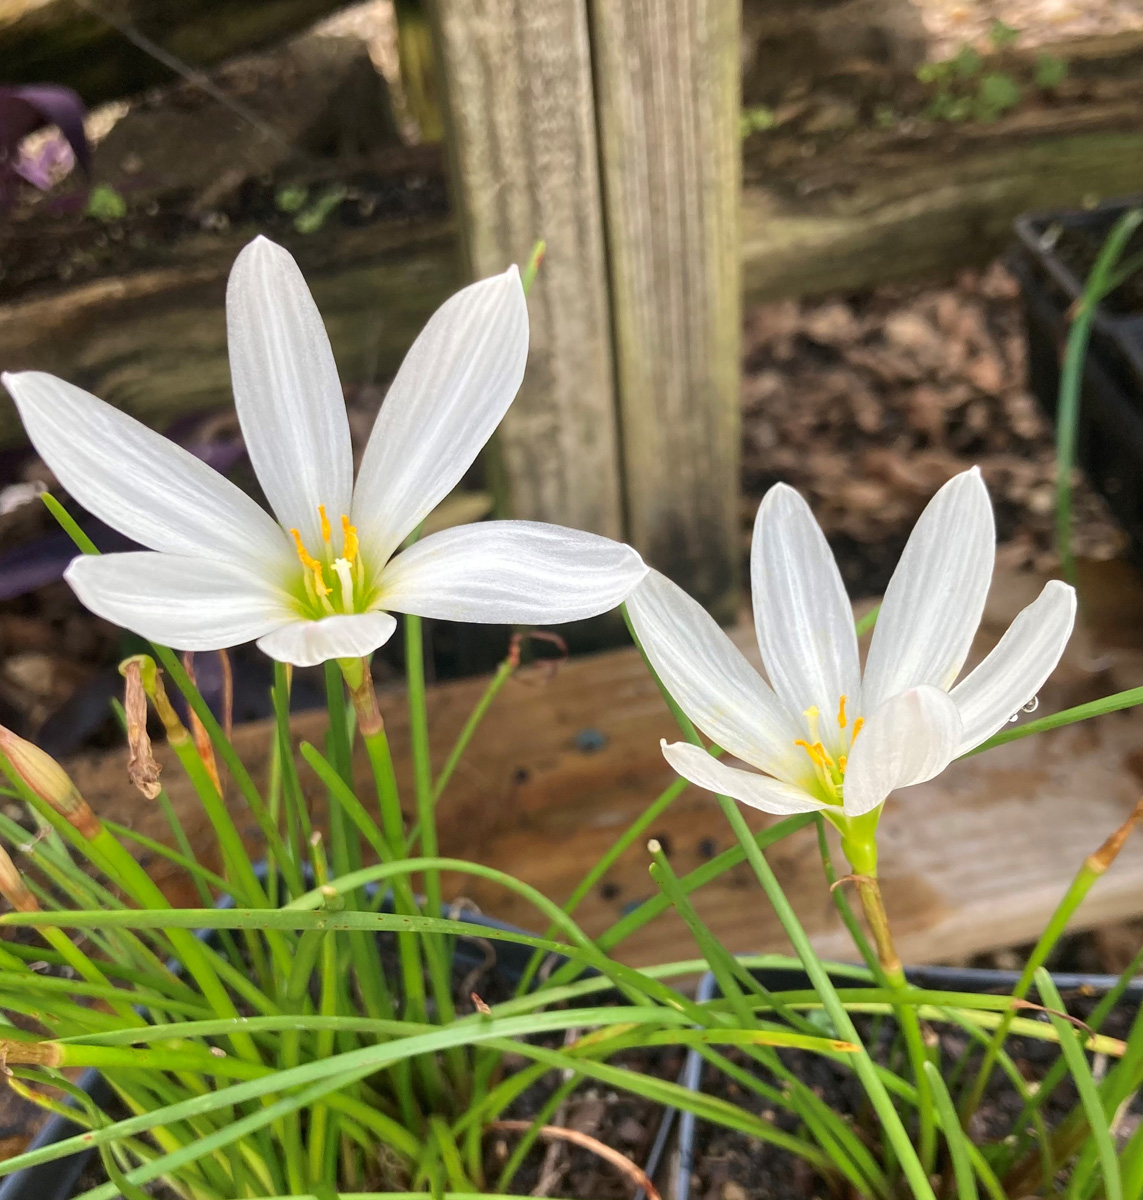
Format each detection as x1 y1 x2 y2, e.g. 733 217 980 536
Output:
1 333 1142 1195
0 521 1138 1198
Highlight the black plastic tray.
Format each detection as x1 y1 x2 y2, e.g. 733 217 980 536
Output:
1010 198 1143 558
1013 198 1143 398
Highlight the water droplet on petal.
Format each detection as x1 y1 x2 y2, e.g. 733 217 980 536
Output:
1022 695 1040 714
1007 711 1021 723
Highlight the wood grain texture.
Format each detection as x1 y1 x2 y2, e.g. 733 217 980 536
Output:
0 218 459 446
64 571 1143 971
0 0 356 105
431 0 623 538
590 0 743 619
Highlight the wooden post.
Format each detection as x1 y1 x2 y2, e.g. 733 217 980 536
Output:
591 0 743 620
429 1 624 540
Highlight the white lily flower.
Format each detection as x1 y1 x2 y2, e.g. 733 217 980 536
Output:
627 468 1076 834
3 237 647 667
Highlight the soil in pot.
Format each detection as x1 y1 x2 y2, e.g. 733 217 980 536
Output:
685 992 1141 1200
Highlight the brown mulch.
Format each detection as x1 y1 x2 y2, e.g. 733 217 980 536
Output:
739 260 1123 597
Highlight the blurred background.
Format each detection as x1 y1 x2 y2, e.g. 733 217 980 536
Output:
0 0 1140 766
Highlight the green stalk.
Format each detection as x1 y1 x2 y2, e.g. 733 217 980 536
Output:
361 725 429 1013
0 1039 270 1079
0 814 180 984
950 1009 1054 1188
1119 1114 1143 1200
103 822 233 896
405 614 441 919
403 619 464 1093
1054 207 1143 584
815 816 885 980
967 684 1143 757
356 714 453 1111
923 1062 977 1200
962 800 1141 1122
849 869 937 1173
1037 970 1122 1200
431 655 514 805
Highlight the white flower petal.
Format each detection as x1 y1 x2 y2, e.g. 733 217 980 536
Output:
226 237 353 551
626 570 803 779
351 267 528 567
3 371 292 575
378 521 647 624
661 740 827 815
65 553 292 650
862 468 995 712
841 685 962 817
950 579 1076 755
751 484 861 746
256 611 398 667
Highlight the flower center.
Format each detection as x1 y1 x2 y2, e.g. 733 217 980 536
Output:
793 694 863 806
289 506 368 618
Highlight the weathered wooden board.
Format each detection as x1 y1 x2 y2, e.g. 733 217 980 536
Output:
431 0 623 539
0 0 359 105
591 0 742 621
65 569 1143 969
0 217 459 445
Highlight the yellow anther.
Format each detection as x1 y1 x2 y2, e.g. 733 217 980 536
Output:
851 716 865 742
793 738 822 767
837 694 848 729
795 739 836 772
838 755 847 773
290 528 330 598
290 528 321 573
341 514 359 564
319 505 332 544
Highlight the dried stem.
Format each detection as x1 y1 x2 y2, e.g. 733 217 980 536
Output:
488 1120 661 1200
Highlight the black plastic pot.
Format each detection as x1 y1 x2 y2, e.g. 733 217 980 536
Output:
1010 196 1143 557
0 899 621 1200
673 962 1143 1200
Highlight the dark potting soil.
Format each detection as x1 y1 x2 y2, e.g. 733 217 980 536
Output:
687 995 1141 1200
488 1042 684 1200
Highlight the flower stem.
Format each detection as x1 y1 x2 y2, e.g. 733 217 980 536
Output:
852 870 937 1172
348 659 450 1111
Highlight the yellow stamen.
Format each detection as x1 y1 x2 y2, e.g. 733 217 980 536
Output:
838 755 847 772
795 739 838 773
290 528 330 598
341 514 359 564
851 716 864 742
837 694 848 729
793 738 823 767
319 505 332 544
290 528 320 573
